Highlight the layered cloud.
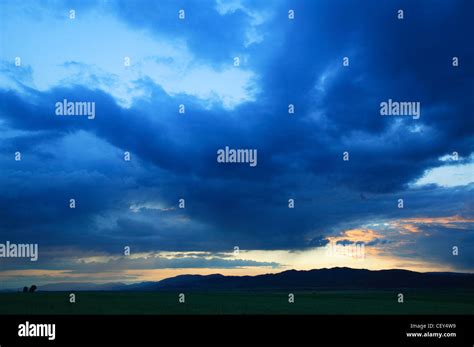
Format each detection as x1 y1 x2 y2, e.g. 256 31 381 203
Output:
0 0 472 287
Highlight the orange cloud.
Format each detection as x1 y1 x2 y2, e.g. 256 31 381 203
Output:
400 215 474 227
327 228 382 244
391 215 473 235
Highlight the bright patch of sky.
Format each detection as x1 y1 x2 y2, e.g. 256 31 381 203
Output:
412 154 474 188
215 0 268 46
0 5 258 109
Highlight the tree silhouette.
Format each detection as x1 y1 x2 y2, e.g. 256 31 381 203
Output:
22 287 28 293
28 285 37 293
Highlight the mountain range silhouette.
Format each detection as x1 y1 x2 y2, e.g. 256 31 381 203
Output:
31 267 474 292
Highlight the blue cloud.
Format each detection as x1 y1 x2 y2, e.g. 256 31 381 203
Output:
0 0 472 282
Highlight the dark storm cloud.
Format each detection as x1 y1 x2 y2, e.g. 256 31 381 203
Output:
0 0 472 273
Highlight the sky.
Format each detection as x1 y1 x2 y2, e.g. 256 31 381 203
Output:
0 0 473 289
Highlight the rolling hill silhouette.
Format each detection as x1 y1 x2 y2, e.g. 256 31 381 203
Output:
30 267 474 292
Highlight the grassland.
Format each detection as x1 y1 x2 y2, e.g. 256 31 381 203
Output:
1 290 473 315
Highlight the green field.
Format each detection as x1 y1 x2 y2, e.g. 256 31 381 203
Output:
0 290 473 315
